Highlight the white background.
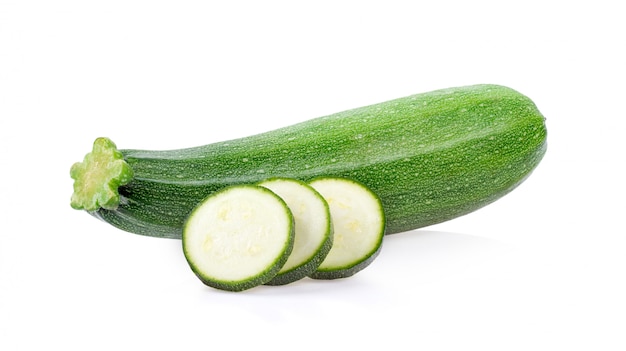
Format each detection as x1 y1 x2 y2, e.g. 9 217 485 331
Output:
1 1 624 350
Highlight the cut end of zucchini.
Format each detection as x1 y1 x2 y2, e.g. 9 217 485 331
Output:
183 185 295 292
70 137 134 211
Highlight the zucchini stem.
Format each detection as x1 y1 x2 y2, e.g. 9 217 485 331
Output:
70 137 134 211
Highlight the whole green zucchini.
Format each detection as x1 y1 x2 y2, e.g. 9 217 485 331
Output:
70 84 547 239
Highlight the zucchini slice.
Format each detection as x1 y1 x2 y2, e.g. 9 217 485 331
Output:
182 185 294 292
258 178 333 285
308 177 385 279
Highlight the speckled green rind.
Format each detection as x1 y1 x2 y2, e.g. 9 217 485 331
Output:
182 185 295 292
309 246 383 280
91 84 547 238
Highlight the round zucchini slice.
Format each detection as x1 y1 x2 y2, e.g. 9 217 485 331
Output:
258 178 333 285
308 177 385 279
182 185 294 292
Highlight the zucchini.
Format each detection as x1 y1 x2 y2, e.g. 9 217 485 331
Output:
308 177 385 279
182 185 294 292
258 178 333 285
70 84 547 238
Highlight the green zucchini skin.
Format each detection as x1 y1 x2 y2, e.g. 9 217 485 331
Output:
92 84 547 238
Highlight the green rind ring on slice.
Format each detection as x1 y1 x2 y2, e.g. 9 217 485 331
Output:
258 177 333 286
182 185 294 292
308 177 385 279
